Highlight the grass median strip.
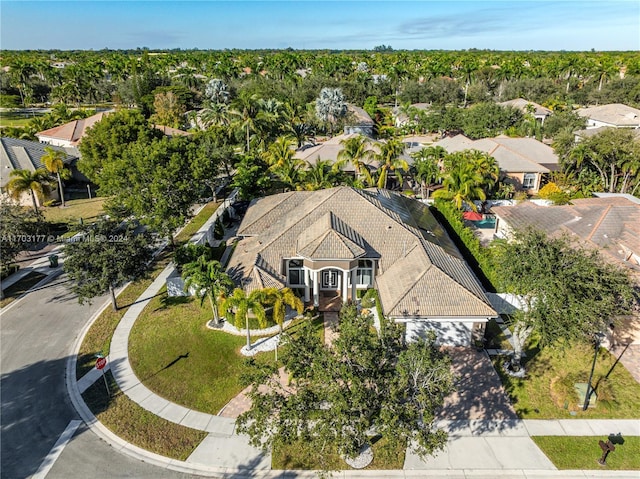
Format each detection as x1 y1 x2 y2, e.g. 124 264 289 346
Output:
532 436 640 470
82 370 207 460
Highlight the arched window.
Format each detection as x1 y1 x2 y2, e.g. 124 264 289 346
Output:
287 259 304 286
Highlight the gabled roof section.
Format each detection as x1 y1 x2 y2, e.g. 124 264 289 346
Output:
498 98 552 117
227 187 496 319
36 111 110 146
434 134 558 173
296 212 367 260
577 103 640 127
0 137 76 188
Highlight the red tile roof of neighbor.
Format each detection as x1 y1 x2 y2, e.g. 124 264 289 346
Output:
36 111 111 146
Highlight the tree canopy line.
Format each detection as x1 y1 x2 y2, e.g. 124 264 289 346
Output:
2 49 638 467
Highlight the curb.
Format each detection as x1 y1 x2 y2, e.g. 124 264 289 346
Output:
0 266 64 314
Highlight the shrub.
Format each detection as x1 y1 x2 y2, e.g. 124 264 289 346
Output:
431 200 498 290
538 182 570 205
174 243 215 268
361 288 377 309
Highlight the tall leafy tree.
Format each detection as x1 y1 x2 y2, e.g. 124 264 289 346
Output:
6 169 53 213
41 146 71 207
0 196 42 271
410 146 446 198
64 220 153 311
315 87 347 136
493 228 637 371
433 157 486 211
237 303 454 466
335 135 374 185
182 256 234 327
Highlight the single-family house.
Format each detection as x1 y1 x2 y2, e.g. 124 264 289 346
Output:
226 186 497 346
36 111 112 148
0 137 77 206
491 195 640 271
434 134 559 194
498 98 552 125
294 133 382 174
344 104 375 137
576 103 640 129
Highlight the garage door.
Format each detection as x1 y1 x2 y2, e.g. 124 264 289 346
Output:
406 320 473 347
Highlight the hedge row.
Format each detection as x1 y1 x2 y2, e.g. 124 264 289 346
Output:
431 200 498 292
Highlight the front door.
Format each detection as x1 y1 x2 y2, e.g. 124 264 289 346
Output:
321 270 339 291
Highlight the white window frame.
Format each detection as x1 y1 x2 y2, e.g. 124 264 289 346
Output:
356 259 373 287
522 173 536 189
287 259 304 286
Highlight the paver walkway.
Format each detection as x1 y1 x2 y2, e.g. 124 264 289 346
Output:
68 197 640 477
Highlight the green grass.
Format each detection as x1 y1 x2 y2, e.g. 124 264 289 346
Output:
0 271 46 308
532 436 640 470
0 110 41 127
75 254 172 378
42 197 108 225
484 318 512 350
494 342 640 419
175 201 220 244
128 290 275 414
82 370 207 460
272 436 406 470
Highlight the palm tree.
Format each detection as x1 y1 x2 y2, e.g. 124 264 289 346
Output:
263 287 304 333
182 256 234 327
231 92 262 152
6 169 53 213
263 136 295 168
433 161 486 211
222 288 267 350
335 135 374 185
375 139 408 190
410 146 446 198
303 159 336 190
42 147 70 207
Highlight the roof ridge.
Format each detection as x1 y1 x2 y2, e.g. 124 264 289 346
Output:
586 204 613 242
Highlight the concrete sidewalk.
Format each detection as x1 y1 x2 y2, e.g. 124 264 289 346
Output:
1 245 63 291
67 198 640 478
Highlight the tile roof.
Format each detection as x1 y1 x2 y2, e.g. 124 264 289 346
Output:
492 197 640 271
0 137 76 188
577 103 640 127
294 133 381 168
434 134 558 173
36 111 111 146
498 98 552 117
228 187 496 318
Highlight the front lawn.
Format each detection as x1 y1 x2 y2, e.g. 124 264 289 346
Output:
495 342 640 419
532 436 640 470
128 290 275 414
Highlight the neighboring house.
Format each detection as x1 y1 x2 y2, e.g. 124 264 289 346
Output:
491 195 640 271
36 111 112 148
152 125 192 137
574 126 640 142
294 133 381 173
393 103 430 128
0 137 77 205
344 104 374 137
498 98 552 125
434 134 559 194
576 103 640 129
226 186 497 346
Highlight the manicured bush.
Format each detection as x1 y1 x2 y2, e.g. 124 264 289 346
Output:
431 199 498 291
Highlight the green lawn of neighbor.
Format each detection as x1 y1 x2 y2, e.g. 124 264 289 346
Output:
532 436 640 470
495 341 640 419
42 197 107 225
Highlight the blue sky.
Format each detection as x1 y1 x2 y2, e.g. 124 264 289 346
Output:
2 1 639 51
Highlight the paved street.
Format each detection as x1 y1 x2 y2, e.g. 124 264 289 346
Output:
0 274 188 479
